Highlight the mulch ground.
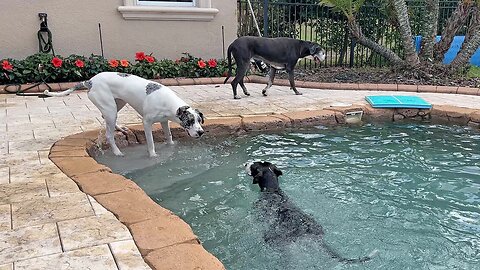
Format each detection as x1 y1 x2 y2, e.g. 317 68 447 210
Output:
275 67 480 88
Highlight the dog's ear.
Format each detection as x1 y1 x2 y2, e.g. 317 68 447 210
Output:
272 166 283 177
195 109 205 124
309 45 320 55
176 106 190 118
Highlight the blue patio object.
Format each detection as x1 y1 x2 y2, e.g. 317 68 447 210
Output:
414 35 480 66
365 95 432 109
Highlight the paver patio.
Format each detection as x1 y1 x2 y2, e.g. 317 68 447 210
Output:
1 82 480 269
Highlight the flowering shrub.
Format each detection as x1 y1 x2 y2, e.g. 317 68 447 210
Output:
1 51 228 85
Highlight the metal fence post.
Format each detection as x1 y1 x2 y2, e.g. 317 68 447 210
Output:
263 0 269 37
349 39 356 68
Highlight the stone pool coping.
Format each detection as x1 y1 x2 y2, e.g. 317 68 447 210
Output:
1 75 479 95
48 103 480 269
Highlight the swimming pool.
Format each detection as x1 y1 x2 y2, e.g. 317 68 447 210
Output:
97 123 480 269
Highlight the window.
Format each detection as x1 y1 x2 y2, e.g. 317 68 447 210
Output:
118 0 218 21
137 0 195 7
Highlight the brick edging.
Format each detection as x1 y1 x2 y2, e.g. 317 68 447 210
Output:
47 105 480 269
1 75 479 95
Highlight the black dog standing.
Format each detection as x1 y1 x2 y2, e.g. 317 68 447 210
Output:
224 36 326 99
245 161 378 263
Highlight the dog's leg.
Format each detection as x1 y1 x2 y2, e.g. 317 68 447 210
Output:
239 81 250 96
160 121 174 145
104 112 124 156
231 60 250 99
114 99 129 135
88 92 124 156
286 65 302 95
143 119 157 158
262 68 276 96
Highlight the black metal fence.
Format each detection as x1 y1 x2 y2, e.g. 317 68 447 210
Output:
237 0 460 68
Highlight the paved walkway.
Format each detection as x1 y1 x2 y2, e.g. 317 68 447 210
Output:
1 83 480 269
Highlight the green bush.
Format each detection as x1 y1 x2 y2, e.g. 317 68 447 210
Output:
1 51 228 85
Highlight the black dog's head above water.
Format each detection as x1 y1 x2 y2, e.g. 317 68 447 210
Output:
244 161 378 264
245 161 283 192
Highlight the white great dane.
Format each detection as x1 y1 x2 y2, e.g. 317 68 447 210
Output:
44 72 205 157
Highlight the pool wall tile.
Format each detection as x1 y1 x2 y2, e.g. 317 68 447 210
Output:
93 188 173 226
203 116 243 135
431 105 479 125
282 110 338 127
129 216 200 255
241 114 292 131
144 243 224 270
363 106 395 121
49 157 112 177
71 171 139 196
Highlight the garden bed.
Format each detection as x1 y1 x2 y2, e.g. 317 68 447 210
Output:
277 67 480 88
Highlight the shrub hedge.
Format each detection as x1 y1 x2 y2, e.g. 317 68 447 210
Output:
1 52 229 85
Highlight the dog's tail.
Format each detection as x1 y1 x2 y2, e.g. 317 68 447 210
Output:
322 242 378 264
43 81 87 97
223 45 233 84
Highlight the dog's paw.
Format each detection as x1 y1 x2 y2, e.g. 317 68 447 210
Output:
113 151 124 157
262 91 268 96
234 95 241 100
295 92 303 95
244 92 251 96
166 140 175 145
149 152 158 158
116 126 130 135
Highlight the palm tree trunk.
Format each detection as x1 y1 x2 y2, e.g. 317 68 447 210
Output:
420 0 439 60
391 0 420 66
434 0 474 61
347 19 405 67
449 7 480 71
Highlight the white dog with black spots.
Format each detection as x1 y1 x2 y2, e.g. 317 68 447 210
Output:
44 72 205 157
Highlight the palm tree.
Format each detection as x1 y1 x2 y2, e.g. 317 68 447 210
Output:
320 0 480 74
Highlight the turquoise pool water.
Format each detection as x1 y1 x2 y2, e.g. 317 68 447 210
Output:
97 123 480 269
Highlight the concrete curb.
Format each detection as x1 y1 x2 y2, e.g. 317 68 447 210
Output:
1 75 479 95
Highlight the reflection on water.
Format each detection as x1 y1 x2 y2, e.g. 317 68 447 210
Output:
97 123 480 270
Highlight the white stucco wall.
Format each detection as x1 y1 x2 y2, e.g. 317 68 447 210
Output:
0 0 237 61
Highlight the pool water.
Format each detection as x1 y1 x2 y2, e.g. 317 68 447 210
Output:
98 123 480 269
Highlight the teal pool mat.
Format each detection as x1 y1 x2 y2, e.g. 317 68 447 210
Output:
365 95 432 109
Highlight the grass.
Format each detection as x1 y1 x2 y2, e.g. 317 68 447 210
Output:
467 66 480 78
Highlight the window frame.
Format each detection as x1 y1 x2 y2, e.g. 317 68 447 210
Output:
136 0 196 7
118 0 219 21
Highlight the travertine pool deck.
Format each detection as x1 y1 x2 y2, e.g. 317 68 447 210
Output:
1 81 480 269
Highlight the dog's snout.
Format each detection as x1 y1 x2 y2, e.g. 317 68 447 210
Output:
197 130 204 137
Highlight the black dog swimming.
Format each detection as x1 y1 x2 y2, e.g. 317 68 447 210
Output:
223 36 325 99
245 161 378 263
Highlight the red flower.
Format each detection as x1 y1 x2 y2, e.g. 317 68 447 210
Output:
175 59 180 64
75 59 85 68
135 52 145 61
197 60 206 69
2 60 13 71
120 59 129 67
109 59 119 68
52 57 63 68
145 56 155 63
207 59 217 68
